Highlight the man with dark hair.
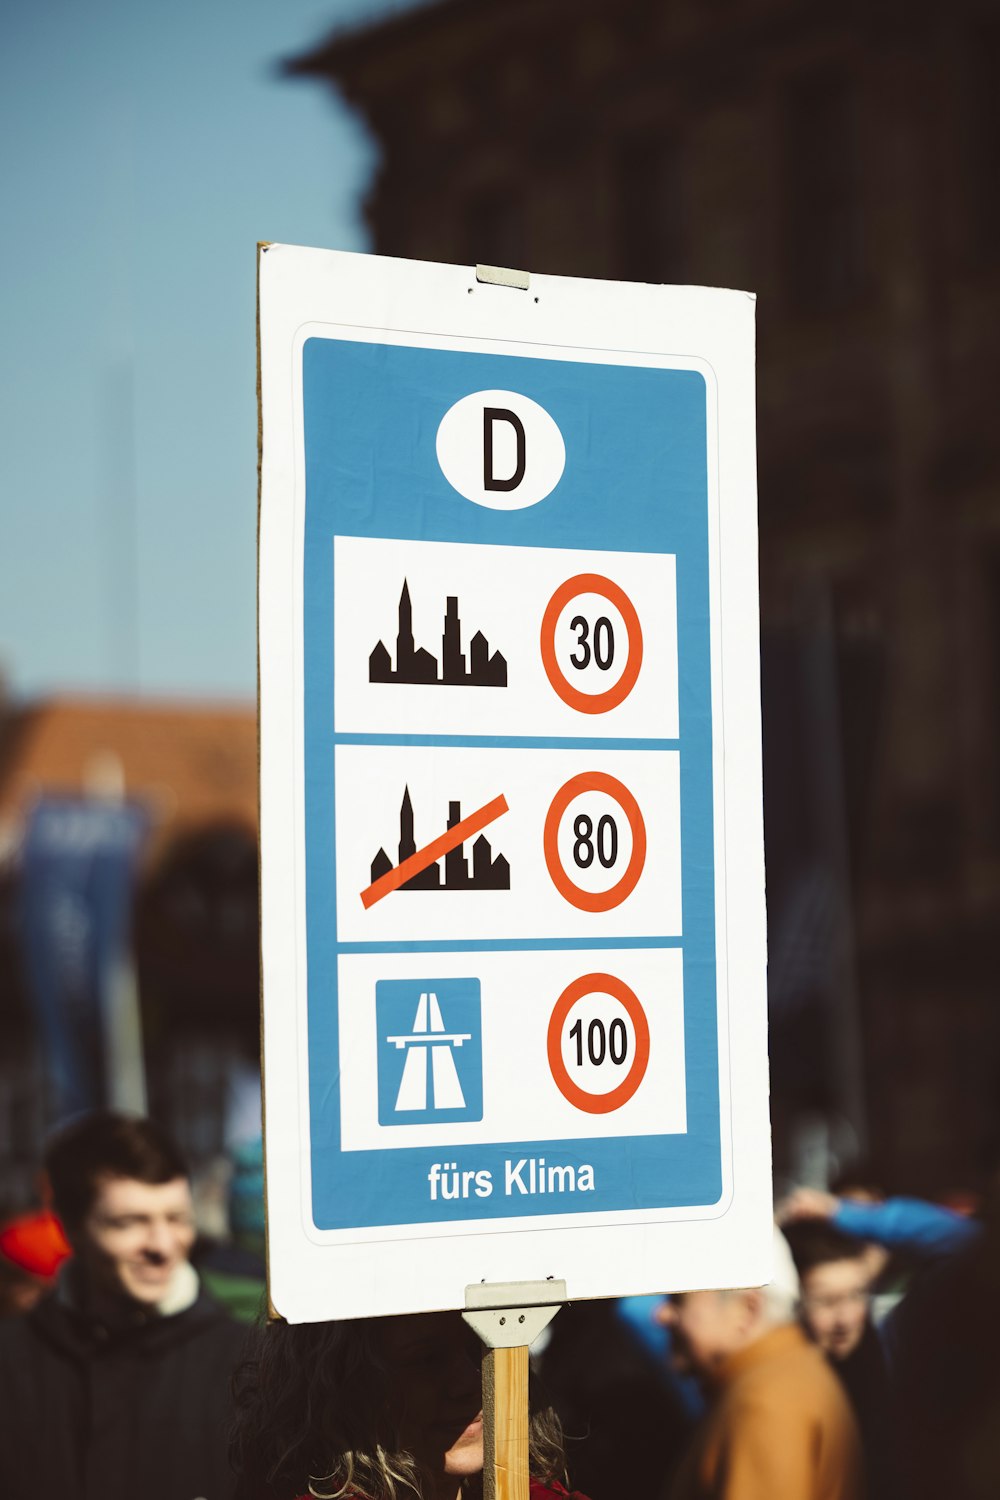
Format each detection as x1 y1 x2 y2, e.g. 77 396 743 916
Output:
784 1220 898 1498
44 1111 188 1228
785 1222 873 1364
0 1111 246 1500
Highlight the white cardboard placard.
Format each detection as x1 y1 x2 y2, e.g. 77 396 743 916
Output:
258 244 771 1322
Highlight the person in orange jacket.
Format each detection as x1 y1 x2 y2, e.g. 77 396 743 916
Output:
657 1229 863 1500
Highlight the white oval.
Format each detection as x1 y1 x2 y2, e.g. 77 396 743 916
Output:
559 991 637 1096
436 389 566 510
553 592 630 699
556 789 635 897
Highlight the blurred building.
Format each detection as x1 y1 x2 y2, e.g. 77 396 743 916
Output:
289 0 1000 1193
0 696 258 1205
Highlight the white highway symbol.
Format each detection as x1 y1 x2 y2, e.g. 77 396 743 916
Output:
386 991 473 1111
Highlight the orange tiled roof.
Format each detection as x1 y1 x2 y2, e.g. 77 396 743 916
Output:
0 696 257 856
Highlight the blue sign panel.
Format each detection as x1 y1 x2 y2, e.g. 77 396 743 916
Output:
376 978 483 1127
301 333 720 1232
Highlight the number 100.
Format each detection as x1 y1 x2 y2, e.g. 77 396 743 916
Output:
568 1016 628 1066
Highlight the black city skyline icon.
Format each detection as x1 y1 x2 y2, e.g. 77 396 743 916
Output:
370 787 511 892
369 580 507 688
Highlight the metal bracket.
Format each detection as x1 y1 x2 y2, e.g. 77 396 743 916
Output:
475 263 531 291
463 1278 567 1348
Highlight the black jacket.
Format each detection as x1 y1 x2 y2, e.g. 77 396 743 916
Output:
836 1319 900 1500
0 1279 246 1500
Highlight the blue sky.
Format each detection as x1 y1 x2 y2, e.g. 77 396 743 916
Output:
1 0 425 701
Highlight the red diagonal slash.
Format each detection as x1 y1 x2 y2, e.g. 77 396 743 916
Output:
360 794 510 910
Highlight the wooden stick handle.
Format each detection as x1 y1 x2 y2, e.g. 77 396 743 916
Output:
482 1344 530 1500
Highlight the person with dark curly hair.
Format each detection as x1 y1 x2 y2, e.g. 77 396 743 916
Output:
231 1308 588 1500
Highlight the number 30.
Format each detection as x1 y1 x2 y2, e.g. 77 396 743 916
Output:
569 615 615 671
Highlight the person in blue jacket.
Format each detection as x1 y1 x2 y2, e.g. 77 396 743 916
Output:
780 1181 983 1500
780 1183 977 1251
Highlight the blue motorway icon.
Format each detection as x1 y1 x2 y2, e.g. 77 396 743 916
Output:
376 978 483 1127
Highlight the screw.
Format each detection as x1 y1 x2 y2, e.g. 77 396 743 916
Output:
499 1316 506 1325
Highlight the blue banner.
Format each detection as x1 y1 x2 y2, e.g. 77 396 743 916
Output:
19 798 148 1117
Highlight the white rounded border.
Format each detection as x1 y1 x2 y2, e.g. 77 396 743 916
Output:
258 244 768 1320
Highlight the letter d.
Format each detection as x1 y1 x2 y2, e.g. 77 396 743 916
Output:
483 407 526 492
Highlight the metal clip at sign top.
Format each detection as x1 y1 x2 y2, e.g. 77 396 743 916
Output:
463 1278 567 1349
475 264 531 291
